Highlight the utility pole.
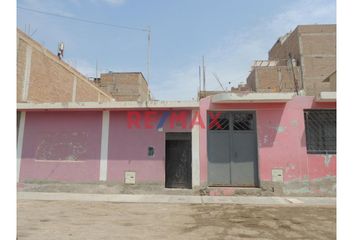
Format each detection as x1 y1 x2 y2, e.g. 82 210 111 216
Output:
147 26 151 84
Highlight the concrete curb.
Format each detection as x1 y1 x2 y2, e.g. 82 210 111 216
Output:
17 192 336 206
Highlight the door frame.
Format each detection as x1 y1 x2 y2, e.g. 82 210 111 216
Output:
206 110 260 187
165 132 192 189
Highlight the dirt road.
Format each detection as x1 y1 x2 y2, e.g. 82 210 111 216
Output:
17 200 336 240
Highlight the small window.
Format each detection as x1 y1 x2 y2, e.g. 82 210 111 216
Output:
148 146 155 157
304 110 336 154
233 113 254 131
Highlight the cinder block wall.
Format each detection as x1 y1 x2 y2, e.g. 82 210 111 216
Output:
247 66 301 92
247 24 336 96
96 72 150 101
17 29 114 103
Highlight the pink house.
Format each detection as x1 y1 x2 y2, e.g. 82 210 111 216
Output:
199 92 336 195
17 92 336 196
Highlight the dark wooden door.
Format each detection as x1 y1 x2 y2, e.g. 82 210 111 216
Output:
165 133 192 189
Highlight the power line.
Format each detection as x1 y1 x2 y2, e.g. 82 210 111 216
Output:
18 5 152 83
17 6 149 32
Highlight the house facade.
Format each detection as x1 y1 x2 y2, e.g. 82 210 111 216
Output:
17 92 336 196
16 25 336 196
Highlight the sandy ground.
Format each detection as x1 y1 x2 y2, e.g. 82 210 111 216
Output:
17 200 336 240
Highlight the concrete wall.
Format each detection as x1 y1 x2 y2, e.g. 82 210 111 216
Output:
199 96 336 195
17 29 113 103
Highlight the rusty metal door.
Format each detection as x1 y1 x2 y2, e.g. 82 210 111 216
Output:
165 133 192 189
207 111 259 187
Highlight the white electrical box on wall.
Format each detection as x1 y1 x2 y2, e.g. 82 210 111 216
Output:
125 171 136 184
272 169 284 182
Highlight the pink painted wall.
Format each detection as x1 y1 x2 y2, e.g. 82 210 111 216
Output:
20 111 102 182
107 110 192 183
199 96 336 186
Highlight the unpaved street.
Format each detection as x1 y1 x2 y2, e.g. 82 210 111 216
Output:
18 200 336 240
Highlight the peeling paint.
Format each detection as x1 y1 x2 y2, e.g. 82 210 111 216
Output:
271 125 286 133
263 135 269 144
35 132 88 161
285 163 296 172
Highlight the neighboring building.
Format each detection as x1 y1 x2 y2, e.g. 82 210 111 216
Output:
246 60 302 93
17 29 114 103
94 72 151 101
323 71 336 92
198 83 251 99
247 24 336 96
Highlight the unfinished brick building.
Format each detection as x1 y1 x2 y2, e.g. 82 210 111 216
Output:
93 72 151 101
247 24 336 96
17 29 114 103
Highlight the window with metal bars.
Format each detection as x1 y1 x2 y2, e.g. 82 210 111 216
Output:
233 112 254 131
304 109 336 154
208 114 229 130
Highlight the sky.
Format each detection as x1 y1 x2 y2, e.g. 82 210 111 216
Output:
17 0 336 100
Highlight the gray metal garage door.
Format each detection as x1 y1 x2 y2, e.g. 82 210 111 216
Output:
207 111 259 187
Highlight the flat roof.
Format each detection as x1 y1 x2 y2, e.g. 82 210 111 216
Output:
211 92 296 103
315 92 336 102
17 101 199 110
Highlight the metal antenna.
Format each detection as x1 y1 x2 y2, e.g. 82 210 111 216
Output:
212 73 226 91
18 6 153 84
30 28 38 36
147 26 151 84
202 56 206 92
96 59 98 79
198 65 201 93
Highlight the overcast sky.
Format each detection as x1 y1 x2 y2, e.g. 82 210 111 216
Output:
17 0 336 100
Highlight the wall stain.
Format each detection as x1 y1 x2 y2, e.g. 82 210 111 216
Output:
35 131 89 161
271 126 286 133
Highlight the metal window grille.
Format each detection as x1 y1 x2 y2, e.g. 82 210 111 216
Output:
233 112 254 131
208 112 230 130
304 109 336 154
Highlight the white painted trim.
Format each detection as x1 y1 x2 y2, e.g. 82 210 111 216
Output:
72 76 77 102
22 45 32 101
17 111 26 182
191 110 200 187
316 91 336 102
99 111 110 181
211 92 295 103
17 101 199 110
